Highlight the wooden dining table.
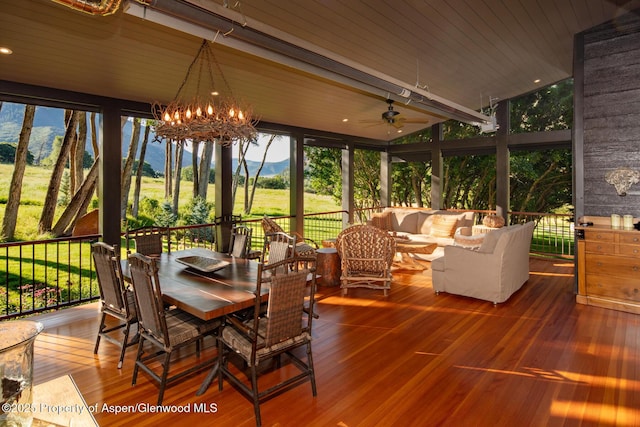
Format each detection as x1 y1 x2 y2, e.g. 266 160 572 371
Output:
121 247 267 321
122 247 269 395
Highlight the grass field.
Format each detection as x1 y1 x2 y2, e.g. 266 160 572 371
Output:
0 163 340 241
0 163 341 316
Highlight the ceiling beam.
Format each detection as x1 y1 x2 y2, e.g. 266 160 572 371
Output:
126 0 491 125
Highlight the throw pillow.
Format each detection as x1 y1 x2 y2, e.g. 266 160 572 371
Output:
429 214 458 238
482 214 505 228
370 211 392 231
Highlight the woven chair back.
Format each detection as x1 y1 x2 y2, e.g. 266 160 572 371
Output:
336 224 395 273
128 253 170 347
92 242 128 313
264 268 309 347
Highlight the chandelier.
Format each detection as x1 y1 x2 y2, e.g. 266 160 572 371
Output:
152 39 258 146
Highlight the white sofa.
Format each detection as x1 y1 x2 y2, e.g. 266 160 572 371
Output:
369 208 476 261
430 221 535 304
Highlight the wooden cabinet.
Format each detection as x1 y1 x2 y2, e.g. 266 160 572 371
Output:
576 221 640 314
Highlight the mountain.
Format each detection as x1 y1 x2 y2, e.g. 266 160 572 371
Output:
0 102 287 176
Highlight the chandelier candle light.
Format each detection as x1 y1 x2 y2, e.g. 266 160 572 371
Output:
152 39 258 145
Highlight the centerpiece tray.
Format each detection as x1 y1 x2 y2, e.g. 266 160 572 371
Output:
176 256 230 273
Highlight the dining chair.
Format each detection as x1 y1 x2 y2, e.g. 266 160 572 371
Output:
261 215 318 257
125 225 169 256
127 253 219 405
229 225 262 260
217 257 318 427
262 231 296 265
91 242 138 369
335 224 396 296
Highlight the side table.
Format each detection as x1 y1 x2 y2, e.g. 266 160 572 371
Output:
316 247 340 286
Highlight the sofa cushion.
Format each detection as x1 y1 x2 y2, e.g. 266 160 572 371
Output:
417 211 435 235
430 214 459 238
387 209 421 233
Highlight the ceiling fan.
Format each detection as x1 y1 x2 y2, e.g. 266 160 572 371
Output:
361 99 430 129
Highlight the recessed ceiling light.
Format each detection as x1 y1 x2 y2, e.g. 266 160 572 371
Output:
0 47 13 55
534 79 541 84
397 129 403 133
342 118 348 122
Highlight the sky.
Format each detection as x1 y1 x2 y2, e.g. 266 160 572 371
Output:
235 133 290 163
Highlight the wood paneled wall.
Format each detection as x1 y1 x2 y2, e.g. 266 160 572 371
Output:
582 10 640 217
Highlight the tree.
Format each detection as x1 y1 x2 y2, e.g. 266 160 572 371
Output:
132 122 151 217
51 158 99 236
38 110 81 235
245 134 275 214
121 118 141 220
172 142 184 215
164 139 173 199
70 112 86 194
0 143 34 164
1 104 35 240
198 140 214 198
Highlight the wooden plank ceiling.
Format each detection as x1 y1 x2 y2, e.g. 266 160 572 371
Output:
0 0 638 144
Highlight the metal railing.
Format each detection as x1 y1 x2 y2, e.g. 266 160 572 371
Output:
0 234 101 320
0 209 574 319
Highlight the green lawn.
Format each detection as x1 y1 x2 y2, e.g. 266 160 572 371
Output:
0 163 340 241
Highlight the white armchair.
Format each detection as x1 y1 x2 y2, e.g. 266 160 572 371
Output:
431 221 535 304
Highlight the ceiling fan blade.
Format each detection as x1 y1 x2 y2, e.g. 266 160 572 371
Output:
402 118 430 124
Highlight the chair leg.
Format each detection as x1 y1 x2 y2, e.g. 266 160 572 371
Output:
93 312 107 354
117 321 131 369
218 339 225 391
307 342 317 396
157 351 172 405
250 366 261 427
131 337 145 385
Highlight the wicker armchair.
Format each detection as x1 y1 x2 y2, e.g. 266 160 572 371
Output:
335 224 396 296
261 216 317 257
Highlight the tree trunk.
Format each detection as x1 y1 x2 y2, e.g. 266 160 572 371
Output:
38 110 80 234
165 140 173 199
232 140 251 204
121 118 141 220
192 141 199 198
198 140 213 198
73 112 87 195
172 142 184 215
51 158 99 236
246 135 275 214
132 123 150 217
1 104 35 240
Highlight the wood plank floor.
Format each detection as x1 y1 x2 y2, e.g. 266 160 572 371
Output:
28 257 640 426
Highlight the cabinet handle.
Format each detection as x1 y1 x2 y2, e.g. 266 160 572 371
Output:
634 266 639 272
634 237 639 242
634 249 639 254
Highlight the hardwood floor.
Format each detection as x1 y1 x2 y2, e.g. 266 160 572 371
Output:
28 257 640 426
